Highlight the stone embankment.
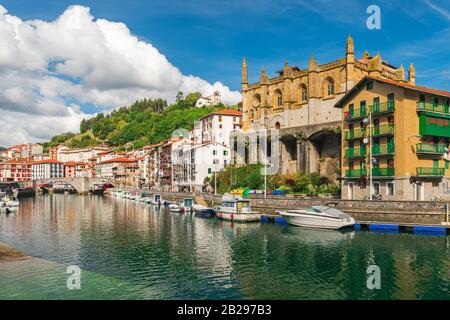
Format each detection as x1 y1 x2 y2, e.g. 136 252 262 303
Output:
115 190 450 226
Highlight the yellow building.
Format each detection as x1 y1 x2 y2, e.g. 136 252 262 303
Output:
236 35 408 181
335 76 450 201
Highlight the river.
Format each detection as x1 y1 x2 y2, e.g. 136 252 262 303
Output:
0 194 448 299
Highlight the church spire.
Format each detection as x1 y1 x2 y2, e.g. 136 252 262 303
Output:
346 34 354 55
242 57 248 85
408 63 416 85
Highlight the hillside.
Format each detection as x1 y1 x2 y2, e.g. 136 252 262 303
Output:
42 92 240 152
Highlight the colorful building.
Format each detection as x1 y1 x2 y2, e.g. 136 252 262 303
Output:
31 159 64 180
0 159 32 182
336 76 450 201
236 36 410 181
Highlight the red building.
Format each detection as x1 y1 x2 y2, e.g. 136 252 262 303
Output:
0 158 32 182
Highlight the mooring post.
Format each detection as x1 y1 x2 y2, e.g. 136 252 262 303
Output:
446 203 449 225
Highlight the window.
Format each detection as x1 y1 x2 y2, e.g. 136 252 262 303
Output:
387 182 395 196
300 84 308 101
366 81 373 90
219 124 223 129
373 182 380 195
213 150 217 156
325 78 335 96
273 90 283 107
208 168 212 174
219 116 222 122
373 97 379 108
223 150 228 156
213 159 219 164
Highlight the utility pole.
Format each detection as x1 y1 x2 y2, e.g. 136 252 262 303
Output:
369 109 373 201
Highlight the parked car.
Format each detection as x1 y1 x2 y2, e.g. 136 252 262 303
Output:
271 190 287 195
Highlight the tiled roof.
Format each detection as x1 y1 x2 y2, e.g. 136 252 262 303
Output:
371 76 450 98
200 108 242 120
32 159 63 165
99 157 135 164
335 76 450 108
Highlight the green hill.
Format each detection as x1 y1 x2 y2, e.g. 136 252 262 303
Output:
43 92 240 152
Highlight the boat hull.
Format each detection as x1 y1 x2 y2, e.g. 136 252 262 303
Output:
280 212 355 230
216 211 260 222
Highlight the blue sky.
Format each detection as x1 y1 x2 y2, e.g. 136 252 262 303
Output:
2 0 449 91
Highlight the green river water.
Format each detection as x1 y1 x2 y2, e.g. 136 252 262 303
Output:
0 194 448 299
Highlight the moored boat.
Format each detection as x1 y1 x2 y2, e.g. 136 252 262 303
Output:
279 206 355 230
169 203 181 212
215 194 260 222
193 204 215 218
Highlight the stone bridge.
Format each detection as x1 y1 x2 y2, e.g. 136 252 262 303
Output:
33 177 116 194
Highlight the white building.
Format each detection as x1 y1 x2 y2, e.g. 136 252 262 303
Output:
195 91 222 108
193 108 242 147
32 159 64 180
57 146 111 163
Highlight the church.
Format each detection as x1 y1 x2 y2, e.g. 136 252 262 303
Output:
233 35 415 182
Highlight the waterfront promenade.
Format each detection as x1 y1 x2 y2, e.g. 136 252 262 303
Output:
112 189 450 227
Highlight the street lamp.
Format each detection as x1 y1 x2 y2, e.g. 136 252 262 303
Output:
363 109 373 200
264 114 269 198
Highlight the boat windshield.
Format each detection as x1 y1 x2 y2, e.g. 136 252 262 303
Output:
238 201 250 208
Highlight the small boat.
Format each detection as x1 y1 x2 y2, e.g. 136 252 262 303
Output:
193 204 215 218
1 196 19 207
279 206 355 230
169 203 181 212
215 194 260 222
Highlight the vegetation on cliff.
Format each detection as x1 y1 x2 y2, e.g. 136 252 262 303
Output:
42 92 239 151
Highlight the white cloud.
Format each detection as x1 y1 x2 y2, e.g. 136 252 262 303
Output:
0 5 241 146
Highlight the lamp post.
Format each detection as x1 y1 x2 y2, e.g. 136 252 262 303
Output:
264 114 269 198
363 109 373 200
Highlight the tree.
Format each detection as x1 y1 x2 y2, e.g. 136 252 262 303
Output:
176 91 184 102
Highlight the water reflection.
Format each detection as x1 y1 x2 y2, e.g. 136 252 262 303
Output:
0 194 448 299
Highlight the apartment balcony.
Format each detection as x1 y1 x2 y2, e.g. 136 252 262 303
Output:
344 148 366 159
373 124 394 137
345 169 367 178
372 167 395 177
416 167 445 177
344 129 366 140
372 144 395 156
416 143 447 156
371 101 395 116
418 114 450 138
416 101 449 115
345 108 367 121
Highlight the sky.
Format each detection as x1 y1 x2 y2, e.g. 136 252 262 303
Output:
0 0 449 147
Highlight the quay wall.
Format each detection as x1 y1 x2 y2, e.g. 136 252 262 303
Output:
117 190 450 226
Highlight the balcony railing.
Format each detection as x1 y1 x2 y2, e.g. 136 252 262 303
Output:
345 169 367 178
416 101 449 115
371 101 395 115
373 124 394 136
372 144 395 156
372 167 395 177
344 129 366 140
346 108 367 121
416 143 448 155
416 167 445 177
345 148 366 159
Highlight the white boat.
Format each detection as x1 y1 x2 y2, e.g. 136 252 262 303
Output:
169 203 181 212
279 206 355 230
215 194 260 222
1 196 19 207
